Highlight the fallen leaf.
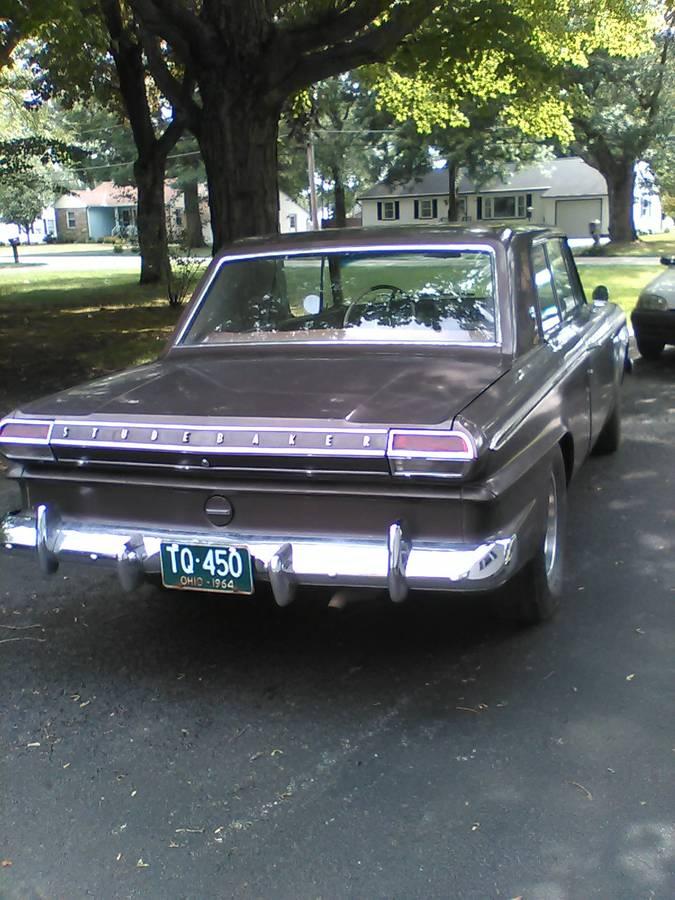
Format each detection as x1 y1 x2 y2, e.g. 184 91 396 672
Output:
569 781 593 800
116 853 122 862
626 673 636 681
136 858 149 868
130 790 137 797
270 749 284 757
1 860 12 868
471 822 480 831
26 742 41 748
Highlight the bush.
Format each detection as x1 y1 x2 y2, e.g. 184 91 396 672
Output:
112 242 124 254
102 236 118 244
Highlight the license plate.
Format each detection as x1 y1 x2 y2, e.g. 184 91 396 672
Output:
160 541 254 594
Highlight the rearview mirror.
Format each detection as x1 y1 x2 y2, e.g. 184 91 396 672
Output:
591 285 609 305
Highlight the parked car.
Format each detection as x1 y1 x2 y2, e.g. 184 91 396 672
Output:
632 255 675 359
0 226 629 625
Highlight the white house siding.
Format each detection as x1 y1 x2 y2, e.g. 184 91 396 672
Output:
279 193 311 232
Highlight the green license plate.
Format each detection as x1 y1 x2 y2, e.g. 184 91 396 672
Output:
160 541 254 594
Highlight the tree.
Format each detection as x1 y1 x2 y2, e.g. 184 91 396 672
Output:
128 0 437 251
568 33 674 242
31 1 184 282
0 168 56 241
371 0 658 241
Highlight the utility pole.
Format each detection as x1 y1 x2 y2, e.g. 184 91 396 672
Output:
306 133 319 230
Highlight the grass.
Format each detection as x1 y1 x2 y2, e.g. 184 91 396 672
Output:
575 231 675 258
576 262 660 316
0 270 183 413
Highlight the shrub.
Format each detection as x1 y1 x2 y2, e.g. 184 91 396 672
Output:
112 242 124 254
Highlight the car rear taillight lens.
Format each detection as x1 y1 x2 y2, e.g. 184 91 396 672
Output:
387 428 477 477
0 421 51 441
0 419 53 460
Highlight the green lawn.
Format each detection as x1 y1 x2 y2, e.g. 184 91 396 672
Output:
576 262 660 316
575 232 675 258
0 270 183 413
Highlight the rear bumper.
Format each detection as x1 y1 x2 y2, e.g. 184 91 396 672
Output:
1 504 522 604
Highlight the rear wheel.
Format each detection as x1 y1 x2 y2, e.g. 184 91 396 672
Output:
635 335 664 360
592 398 621 455
507 447 567 626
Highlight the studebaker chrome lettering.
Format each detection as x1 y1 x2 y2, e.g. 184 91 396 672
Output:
91 427 99 439
46 420 388 458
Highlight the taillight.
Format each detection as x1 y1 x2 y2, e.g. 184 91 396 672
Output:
387 428 477 477
0 419 53 460
0 421 51 441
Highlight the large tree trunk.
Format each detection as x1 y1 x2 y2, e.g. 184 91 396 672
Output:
134 156 171 284
447 161 458 222
331 165 347 228
197 88 280 252
183 179 205 248
606 163 637 243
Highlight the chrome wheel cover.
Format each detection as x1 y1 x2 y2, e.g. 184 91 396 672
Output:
544 474 559 580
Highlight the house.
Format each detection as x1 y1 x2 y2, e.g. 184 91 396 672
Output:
54 183 138 241
358 157 662 238
55 181 311 244
0 208 56 244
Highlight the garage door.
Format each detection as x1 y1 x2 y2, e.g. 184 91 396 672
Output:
555 199 602 239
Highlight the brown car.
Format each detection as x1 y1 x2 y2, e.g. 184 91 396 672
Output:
0 226 628 624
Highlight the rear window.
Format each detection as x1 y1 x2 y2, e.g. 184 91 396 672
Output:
181 249 498 346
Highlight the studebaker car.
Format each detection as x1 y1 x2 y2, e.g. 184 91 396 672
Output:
632 254 675 359
0 226 629 625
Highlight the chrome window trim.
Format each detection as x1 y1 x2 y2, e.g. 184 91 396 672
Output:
174 243 501 348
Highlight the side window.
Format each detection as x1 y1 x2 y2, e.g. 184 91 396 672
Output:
531 245 561 336
547 239 582 319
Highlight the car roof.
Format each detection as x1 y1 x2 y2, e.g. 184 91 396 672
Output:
215 225 566 258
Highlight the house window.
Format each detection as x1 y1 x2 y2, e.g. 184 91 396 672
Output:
640 196 651 216
382 200 397 220
481 195 527 219
420 199 434 218
457 197 467 220
287 213 297 230
66 211 77 229
175 211 183 227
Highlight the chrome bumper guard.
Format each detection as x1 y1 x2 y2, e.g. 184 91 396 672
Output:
2 505 517 605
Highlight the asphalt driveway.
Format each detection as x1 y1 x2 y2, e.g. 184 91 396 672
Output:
0 352 673 900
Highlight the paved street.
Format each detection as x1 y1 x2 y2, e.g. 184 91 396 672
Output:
0 352 673 900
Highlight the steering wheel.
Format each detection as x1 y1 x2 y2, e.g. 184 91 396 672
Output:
343 283 406 326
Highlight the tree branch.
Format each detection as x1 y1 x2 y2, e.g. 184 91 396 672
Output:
270 0 435 101
141 35 202 132
278 0 393 54
129 0 215 64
